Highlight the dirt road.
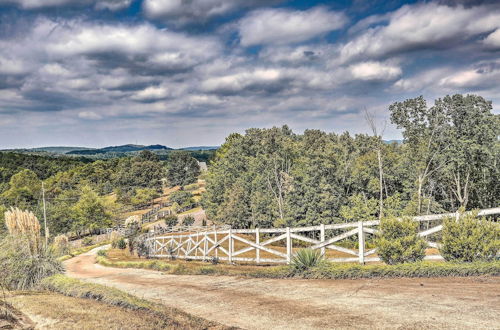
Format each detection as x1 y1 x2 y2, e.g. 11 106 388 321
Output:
65 249 500 329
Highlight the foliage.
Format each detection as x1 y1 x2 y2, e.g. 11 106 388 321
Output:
376 217 426 265
1 169 41 209
97 249 107 257
440 212 500 262
291 249 323 271
298 261 500 279
164 215 178 227
72 186 113 234
0 236 63 290
53 234 70 256
166 151 200 187
82 237 94 246
182 215 195 226
169 191 194 209
4 207 42 254
116 238 127 250
131 188 159 207
202 95 499 229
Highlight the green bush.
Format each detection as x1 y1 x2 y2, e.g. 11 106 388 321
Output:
97 249 107 257
169 191 193 207
376 217 426 265
116 238 127 250
0 236 63 290
82 237 94 246
291 248 323 271
182 215 195 226
440 213 500 262
163 215 178 227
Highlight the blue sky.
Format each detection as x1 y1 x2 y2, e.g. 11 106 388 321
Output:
0 0 499 148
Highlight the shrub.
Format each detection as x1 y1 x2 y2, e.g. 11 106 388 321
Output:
169 191 193 207
164 215 178 227
53 234 70 256
110 231 122 248
82 237 94 246
0 236 63 290
182 215 195 226
376 217 426 265
291 248 323 271
97 249 107 257
440 212 500 262
116 238 127 250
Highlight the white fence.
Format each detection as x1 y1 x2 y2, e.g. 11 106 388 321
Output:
146 208 500 264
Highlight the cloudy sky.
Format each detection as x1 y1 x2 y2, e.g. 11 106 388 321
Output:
0 0 499 148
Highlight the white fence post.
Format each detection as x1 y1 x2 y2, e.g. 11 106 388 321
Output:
228 228 233 264
256 228 260 264
204 232 208 261
358 221 365 264
320 223 325 257
286 227 292 264
214 225 218 259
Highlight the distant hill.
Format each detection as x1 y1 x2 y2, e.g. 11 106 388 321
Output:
179 146 219 151
67 144 172 155
31 146 95 154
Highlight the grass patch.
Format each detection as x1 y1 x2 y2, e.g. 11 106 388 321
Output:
97 251 500 280
40 275 228 329
299 260 500 279
58 241 109 261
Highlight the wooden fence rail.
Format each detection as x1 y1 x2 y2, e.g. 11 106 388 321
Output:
146 207 500 264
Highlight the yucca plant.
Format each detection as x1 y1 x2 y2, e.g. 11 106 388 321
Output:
291 248 323 271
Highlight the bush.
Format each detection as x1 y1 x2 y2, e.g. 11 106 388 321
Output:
0 236 63 290
376 217 426 265
182 215 195 226
82 237 94 246
110 231 122 249
97 249 107 257
163 215 178 227
116 238 127 250
291 248 323 271
169 191 193 207
53 234 70 256
440 213 500 262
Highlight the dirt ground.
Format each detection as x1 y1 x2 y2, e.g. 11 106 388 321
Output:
65 248 500 330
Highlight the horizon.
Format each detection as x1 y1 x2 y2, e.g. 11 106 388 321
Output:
1 0 500 148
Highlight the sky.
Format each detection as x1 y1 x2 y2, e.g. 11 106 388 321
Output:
0 0 499 148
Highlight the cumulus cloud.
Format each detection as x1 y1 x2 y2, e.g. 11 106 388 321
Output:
238 6 347 46
483 29 500 49
340 3 500 62
349 61 401 81
0 0 131 10
78 111 102 120
143 0 281 25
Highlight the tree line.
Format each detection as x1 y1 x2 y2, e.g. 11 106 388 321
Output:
202 94 499 228
0 150 201 237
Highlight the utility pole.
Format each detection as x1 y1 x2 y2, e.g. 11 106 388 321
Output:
42 181 49 246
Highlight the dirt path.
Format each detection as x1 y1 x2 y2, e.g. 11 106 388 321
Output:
65 248 500 329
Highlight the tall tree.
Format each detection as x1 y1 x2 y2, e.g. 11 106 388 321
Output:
166 151 200 187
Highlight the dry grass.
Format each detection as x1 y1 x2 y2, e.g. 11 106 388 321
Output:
39 275 228 329
4 207 41 254
8 291 225 329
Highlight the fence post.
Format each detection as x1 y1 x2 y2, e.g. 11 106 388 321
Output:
256 228 260 264
228 228 233 264
204 232 208 261
320 224 325 257
358 221 365 264
286 227 292 264
213 225 218 259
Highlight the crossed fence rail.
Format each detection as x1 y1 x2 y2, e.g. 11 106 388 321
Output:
146 207 500 264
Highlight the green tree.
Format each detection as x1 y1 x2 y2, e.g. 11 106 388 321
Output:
72 186 113 234
166 151 200 187
0 169 42 208
131 188 159 207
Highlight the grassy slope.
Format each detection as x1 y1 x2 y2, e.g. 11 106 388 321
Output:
40 275 229 329
98 249 500 279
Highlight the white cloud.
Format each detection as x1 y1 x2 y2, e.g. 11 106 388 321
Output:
483 29 500 49
78 111 102 120
143 0 279 25
238 6 347 46
0 0 130 10
349 61 401 81
131 85 171 102
340 3 500 62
